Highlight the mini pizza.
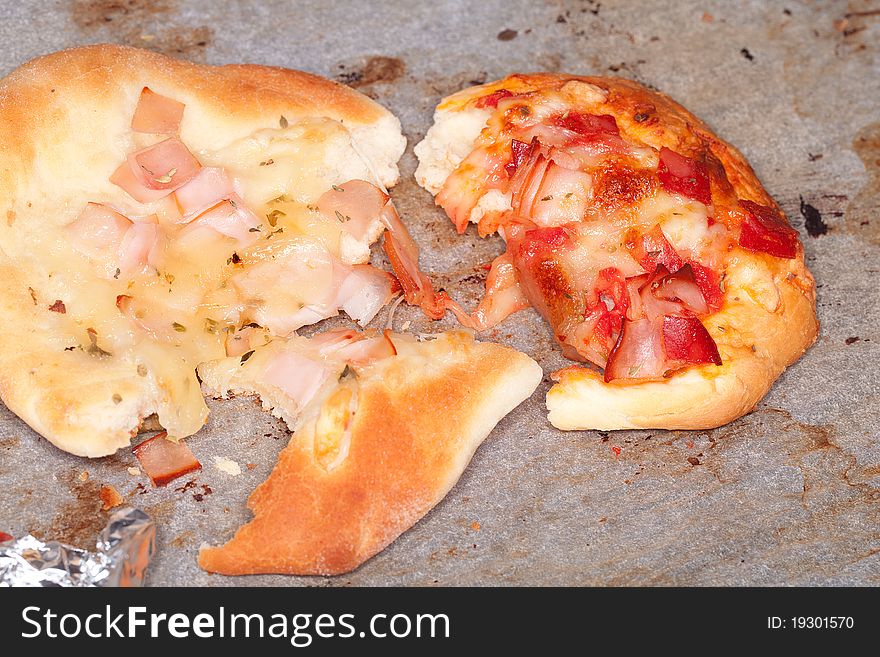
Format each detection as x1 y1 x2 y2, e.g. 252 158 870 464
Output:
0 44 434 457
197 329 541 575
415 74 818 430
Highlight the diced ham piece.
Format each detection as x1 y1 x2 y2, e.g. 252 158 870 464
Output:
335 264 397 327
604 264 721 382
652 264 709 315
738 200 799 259
173 167 236 222
657 147 711 206
466 253 530 330
110 160 169 204
505 138 537 177
310 328 363 355
624 225 684 274
262 351 329 411
132 431 201 487
67 203 162 276
662 315 722 366
131 87 185 134
0 531 12 543
185 197 261 247
317 180 389 241
510 149 550 219
111 137 201 203
118 220 163 274
334 331 397 366
603 317 666 382
307 328 397 366
526 161 591 227
66 203 132 261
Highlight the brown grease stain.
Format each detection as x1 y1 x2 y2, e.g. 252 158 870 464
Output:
338 56 405 89
0 436 21 450
42 468 109 548
71 0 172 27
70 0 213 62
845 122 880 246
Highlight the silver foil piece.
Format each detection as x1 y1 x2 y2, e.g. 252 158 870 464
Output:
0 507 155 587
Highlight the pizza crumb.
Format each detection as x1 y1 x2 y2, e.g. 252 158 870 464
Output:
213 456 242 476
127 467 141 476
78 470 89 482
246 463 256 470
99 485 124 511
471 521 481 531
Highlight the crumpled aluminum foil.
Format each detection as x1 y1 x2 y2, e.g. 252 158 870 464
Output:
0 507 155 587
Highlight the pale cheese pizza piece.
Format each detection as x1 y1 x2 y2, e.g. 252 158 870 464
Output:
0 45 406 456
197 330 542 576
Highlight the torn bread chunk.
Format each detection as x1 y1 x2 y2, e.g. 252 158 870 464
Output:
197 330 542 576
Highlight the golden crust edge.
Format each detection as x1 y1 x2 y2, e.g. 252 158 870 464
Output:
197 333 543 576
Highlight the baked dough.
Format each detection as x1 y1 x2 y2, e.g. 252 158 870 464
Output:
415 74 818 430
197 330 542 576
0 45 405 456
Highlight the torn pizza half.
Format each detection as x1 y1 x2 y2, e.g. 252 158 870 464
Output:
0 45 429 456
415 74 818 430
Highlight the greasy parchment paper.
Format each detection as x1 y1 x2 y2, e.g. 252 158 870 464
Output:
0 0 878 586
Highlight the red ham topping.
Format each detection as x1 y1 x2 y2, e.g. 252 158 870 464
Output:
505 137 537 177
0 531 12 542
657 147 711 205
525 225 570 248
575 267 630 365
653 264 709 315
553 112 620 137
663 315 722 366
132 431 201 487
474 89 514 109
624 224 684 273
605 264 721 382
687 260 723 312
131 87 185 134
738 200 798 259
510 149 551 218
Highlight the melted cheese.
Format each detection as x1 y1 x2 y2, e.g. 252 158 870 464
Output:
9 116 391 441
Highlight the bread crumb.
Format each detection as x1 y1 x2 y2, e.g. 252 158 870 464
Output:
213 456 242 476
246 463 256 470
127 467 141 476
471 521 481 531
99 485 123 511
78 470 89 482
401 320 411 331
